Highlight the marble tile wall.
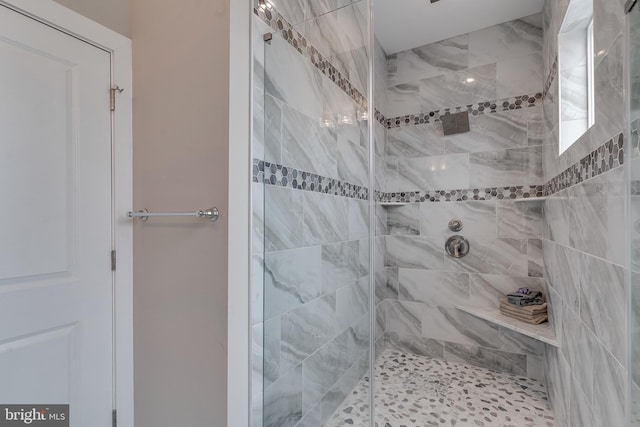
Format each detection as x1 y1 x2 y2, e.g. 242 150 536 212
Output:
375 14 548 377
383 16 544 199
376 198 546 379
386 15 543 118
542 0 630 426
251 1 372 426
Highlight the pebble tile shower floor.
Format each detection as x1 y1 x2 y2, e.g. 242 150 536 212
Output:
325 350 554 427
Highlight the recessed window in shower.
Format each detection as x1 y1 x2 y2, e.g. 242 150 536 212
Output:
558 0 595 154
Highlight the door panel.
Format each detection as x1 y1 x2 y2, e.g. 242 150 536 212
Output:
0 37 74 280
0 5 113 426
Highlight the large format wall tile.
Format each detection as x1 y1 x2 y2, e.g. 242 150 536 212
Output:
469 146 542 187
397 269 470 307
337 135 368 187
386 82 421 118
443 110 529 154
496 201 543 238
281 293 337 372
497 52 544 98
527 106 546 146
420 200 497 237
396 153 470 191
568 166 627 265
265 36 323 121
301 328 355 414
418 64 497 112
591 341 627 427
386 203 420 236
385 236 445 270
306 0 355 21
321 240 366 294
281 103 338 180
443 237 529 276
264 246 323 319
387 124 445 158
384 332 445 359
303 2 369 94
263 364 302 427
468 15 543 68
264 185 304 251
348 199 369 241
302 191 349 246
394 34 470 85
269 0 306 26
579 253 626 364
444 342 527 376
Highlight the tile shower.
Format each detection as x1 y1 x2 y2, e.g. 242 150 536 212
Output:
250 0 636 426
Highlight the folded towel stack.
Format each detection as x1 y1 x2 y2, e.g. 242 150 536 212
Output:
499 299 548 324
499 288 548 325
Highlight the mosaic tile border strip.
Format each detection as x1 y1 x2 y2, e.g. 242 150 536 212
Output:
384 93 543 129
254 5 368 111
253 158 369 200
544 132 625 196
255 132 626 202
377 185 544 203
254 156 545 203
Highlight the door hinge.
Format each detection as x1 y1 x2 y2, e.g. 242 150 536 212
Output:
626 0 638 13
110 86 124 111
112 409 117 427
111 250 117 271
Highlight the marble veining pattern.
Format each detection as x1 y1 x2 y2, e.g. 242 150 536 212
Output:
325 350 554 427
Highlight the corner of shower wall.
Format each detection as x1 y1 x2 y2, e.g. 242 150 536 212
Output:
542 0 630 425
372 12 549 382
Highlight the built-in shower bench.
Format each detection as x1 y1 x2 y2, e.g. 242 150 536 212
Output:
455 305 559 347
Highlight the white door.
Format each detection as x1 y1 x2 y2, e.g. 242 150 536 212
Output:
0 5 113 426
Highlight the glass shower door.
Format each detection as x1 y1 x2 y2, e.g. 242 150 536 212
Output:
629 0 640 424
256 1 373 426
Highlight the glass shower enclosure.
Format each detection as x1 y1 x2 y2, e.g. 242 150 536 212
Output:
251 1 374 426
630 0 640 424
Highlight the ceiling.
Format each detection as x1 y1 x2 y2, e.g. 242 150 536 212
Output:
374 0 545 54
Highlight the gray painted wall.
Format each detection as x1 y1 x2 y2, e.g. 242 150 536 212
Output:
130 0 230 426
